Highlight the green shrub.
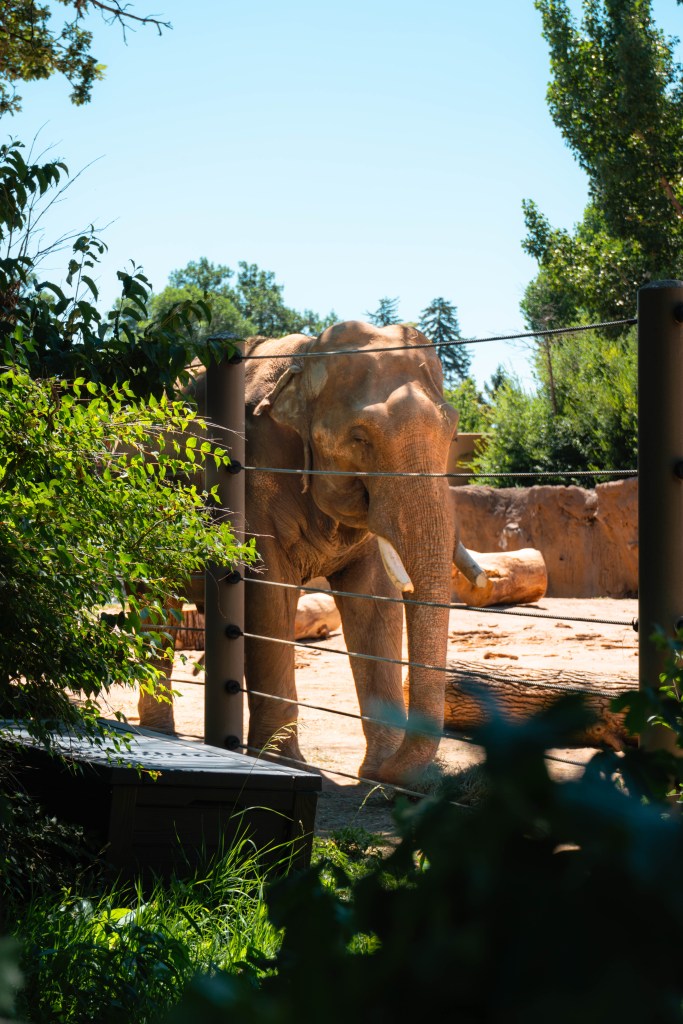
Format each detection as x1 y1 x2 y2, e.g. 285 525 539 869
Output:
167 689 683 1024
13 840 281 1024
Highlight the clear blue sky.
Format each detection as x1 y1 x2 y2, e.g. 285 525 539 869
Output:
5 1 680 387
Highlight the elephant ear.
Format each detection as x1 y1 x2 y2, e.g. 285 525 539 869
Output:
253 354 329 492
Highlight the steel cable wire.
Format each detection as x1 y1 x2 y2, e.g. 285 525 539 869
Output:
240 634 629 699
160 680 603 774
236 317 637 360
245 577 636 628
160 678 593 771
237 742 473 807
241 464 637 480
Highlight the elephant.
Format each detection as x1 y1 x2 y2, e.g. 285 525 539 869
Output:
141 320 484 787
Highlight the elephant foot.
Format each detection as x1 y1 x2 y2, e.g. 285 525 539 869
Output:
359 735 405 784
372 741 440 790
358 755 394 785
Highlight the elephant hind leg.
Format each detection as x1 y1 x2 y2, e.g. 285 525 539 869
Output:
137 652 176 734
137 598 181 734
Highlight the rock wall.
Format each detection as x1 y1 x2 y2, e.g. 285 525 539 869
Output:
450 478 638 598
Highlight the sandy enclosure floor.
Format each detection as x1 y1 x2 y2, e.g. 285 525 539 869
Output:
96 597 638 842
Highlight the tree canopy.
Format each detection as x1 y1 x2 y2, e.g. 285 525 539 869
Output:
151 258 337 344
479 0 683 483
0 1 170 116
523 0 683 327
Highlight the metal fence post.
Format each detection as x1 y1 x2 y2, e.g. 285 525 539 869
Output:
204 337 245 750
638 280 683 753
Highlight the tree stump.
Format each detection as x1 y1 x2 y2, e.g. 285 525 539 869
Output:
452 548 548 607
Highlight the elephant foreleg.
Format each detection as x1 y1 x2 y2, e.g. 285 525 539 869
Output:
329 553 405 780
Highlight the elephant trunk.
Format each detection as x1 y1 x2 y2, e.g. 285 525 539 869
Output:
369 485 455 785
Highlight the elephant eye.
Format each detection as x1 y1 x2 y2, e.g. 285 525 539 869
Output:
351 432 371 446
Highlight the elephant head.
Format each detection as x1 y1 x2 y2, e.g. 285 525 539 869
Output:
248 320 471 785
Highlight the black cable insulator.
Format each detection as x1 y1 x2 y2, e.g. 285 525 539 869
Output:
224 734 241 749
224 624 243 639
224 679 242 694
226 459 243 475
224 570 242 585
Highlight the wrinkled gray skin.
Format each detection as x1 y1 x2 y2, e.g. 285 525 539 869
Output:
147 321 460 787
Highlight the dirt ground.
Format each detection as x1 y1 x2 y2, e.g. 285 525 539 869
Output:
96 596 638 844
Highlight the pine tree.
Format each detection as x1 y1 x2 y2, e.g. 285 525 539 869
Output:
367 296 400 326
418 297 471 386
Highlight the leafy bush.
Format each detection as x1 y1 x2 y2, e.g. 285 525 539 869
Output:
166 687 683 1024
444 376 491 434
13 840 281 1024
0 368 256 748
0 140 224 397
472 327 637 484
0 138 257 748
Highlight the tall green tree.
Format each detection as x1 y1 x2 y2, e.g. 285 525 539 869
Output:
150 258 255 346
152 258 337 342
444 376 490 433
0 1 169 116
366 296 400 326
523 0 683 327
418 297 471 387
168 257 233 293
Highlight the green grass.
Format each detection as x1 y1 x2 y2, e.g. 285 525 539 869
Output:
9 830 398 1023
12 837 284 1024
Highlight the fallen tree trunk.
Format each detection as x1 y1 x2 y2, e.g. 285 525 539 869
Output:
173 579 341 650
451 548 548 607
294 591 341 639
442 659 630 750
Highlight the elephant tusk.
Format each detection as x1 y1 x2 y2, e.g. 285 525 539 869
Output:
377 536 414 593
454 541 488 589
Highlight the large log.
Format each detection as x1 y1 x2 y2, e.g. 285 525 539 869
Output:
294 591 341 639
173 579 341 650
451 548 548 607
442 660 630 750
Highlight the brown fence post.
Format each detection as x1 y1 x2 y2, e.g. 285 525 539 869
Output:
204 337 245 750
637 280 683 754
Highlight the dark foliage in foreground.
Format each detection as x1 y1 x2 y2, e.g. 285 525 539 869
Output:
169 690 683 1024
